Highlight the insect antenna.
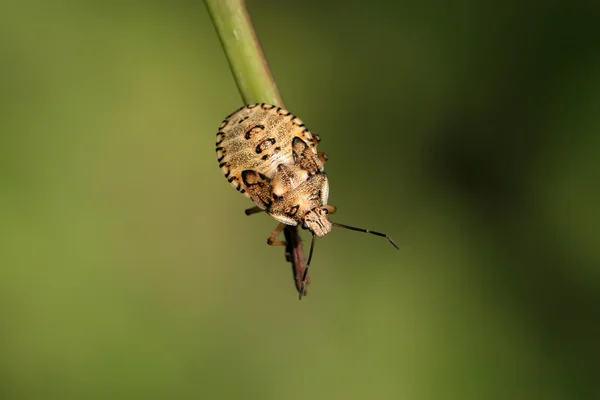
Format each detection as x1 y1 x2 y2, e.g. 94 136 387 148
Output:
298 234 316 300
332 222 399 250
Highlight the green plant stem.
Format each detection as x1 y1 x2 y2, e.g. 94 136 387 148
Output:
205 0 309 297
204 0 283 106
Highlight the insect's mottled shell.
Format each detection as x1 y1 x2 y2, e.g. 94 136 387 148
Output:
216 104 320 198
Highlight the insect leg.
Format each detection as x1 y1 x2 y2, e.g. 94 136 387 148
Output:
312 134 322 149
245 206 263 216
298 234 316 300
318 152 328 164
267 222 287 246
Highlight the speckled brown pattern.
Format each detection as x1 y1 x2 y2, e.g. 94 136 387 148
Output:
216 104 321 197
216 104 333 237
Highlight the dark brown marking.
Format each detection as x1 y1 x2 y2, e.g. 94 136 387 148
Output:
242 170 271 186
255 138 276 154
238 116 249 124
308 190 322 201
261 154 269 161
216 132 225 145
292 136 322 174
241 170 273 209
245 124 265 140
228 176 235 183
274 146 281 153
286 205 300 217
219 162 227 168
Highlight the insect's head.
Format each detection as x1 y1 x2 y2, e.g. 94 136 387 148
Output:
301 207 332 237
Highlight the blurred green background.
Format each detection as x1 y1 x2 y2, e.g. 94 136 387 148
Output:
1 1 599 399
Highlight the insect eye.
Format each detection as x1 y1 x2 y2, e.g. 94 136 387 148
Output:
302 222 309 230
323 208 329 215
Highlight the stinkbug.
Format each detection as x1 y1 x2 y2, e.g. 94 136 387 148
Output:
216 103 398 296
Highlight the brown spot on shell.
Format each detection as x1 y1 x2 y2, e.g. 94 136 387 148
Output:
222 163 231 177
241 170 273 209
291 116 305 126
245 124 265 140
242 170 271 186
216 147 226 162
286 205 300 217
255 138 276 154
292 136 323 175
308 190 322 201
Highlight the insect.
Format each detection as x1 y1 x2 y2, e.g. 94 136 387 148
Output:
216 103 398 297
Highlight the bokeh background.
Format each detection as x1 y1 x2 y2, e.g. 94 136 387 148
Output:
1 1 599 399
